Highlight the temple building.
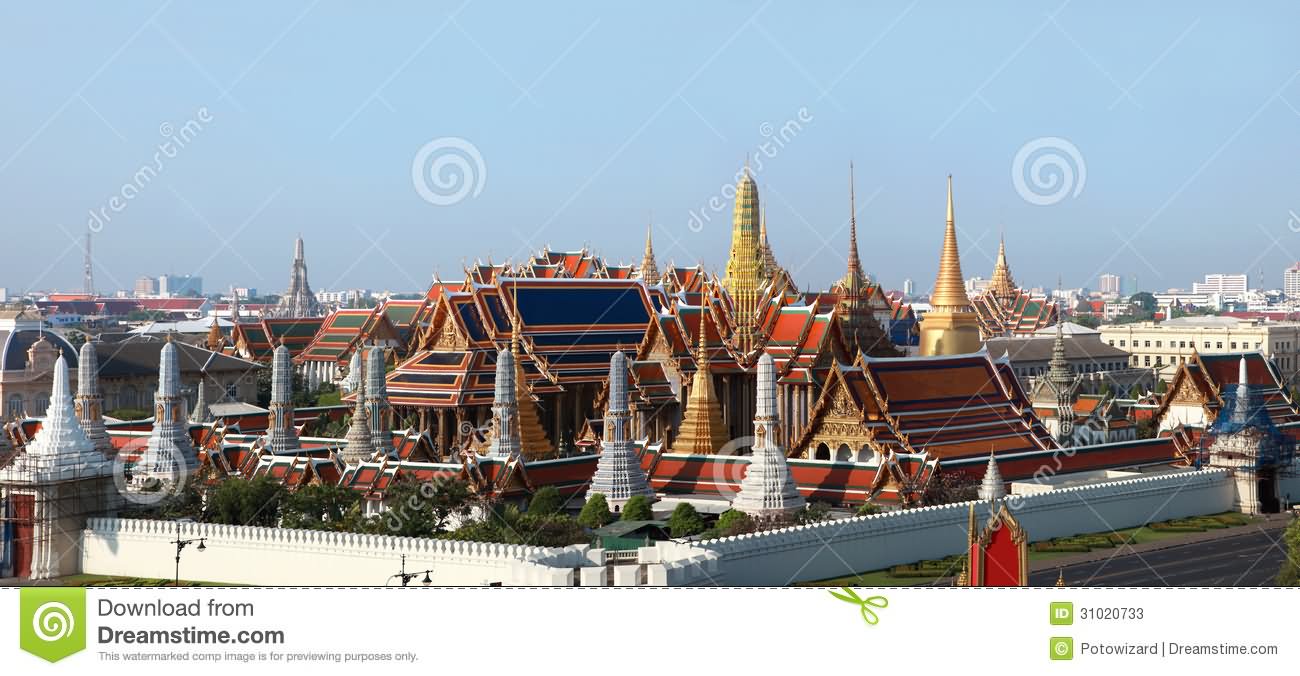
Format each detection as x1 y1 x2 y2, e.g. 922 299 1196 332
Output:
1201 357 1299 513
918 177 983 356
970 236 1058 338
1029 321 1081 446
0 308 78 419
271 235 324 318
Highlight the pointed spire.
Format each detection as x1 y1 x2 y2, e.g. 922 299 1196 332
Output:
139 339 196 483
22 355 97 466
977 450 1006 502
510 296 554 458
733 353 805 517
846 162 863 284
587 351 654 508
267 343 300 453
365 346 392 457
671 315 729 454
639 222 660 285
206 318 224 352
341 379 373 464
487 348 521 458
989 231 1016 299
190 376 212 424
930 175 971 310
342 349 363 394
74 338 110 453
722 163 765 353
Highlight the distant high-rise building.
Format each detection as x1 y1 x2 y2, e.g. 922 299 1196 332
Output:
134 276 158 297
158 274 202 297
1192 273 1247 296
902 278 914 296
1285 263 1300 299
1099 274 1121 295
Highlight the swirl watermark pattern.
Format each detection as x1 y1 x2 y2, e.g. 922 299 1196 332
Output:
1011 136 1086 206
32 602 76 642
412 137 487 206
111 437 192 506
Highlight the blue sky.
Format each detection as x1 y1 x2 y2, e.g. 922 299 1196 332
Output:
2 1 1299 297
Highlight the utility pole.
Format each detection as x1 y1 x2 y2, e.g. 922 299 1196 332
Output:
83 230 94 295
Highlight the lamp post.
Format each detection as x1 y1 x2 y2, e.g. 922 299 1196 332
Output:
170 522 207 587
388 554 433 587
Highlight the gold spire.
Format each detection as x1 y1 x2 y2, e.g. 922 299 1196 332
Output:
206 318 224 352
988 231 1016 299
639 221 660 285
671 315 729 454
722 165 765 353
510 288 554 458
919 175 983 356
843 161 866 291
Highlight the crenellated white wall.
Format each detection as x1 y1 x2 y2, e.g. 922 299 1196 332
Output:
81 518 569 586
79 469 1234 587
695 468 1234 586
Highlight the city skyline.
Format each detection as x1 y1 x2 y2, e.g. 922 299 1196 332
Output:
3 2 1300 296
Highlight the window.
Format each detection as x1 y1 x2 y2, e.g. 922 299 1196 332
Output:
1156 340 1162 348
1216 342 1223 349
6 394 23 418
1119 340 1126 347
1231 342 1237 349
1109 340 1115 346
225 383 238 399
1204 342 1211 349
1144 340 1151 348
33 394 49 414
1144 356 1151 366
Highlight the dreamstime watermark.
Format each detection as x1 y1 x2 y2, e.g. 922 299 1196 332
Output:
1287 209 1300 233
1011 136 1086 206
86 107 213 232
411 137 487 206
687 107 815 233
112 436 192 506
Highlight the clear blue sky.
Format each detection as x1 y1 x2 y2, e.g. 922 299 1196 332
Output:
2 1 1299 297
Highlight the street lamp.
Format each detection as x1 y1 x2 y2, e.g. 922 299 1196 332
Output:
388 554 433 587
170 521 207 587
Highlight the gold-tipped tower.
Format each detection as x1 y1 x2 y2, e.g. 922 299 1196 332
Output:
671 316 730 454
722 163 765 353
988 232 1016 300
919 175 983 356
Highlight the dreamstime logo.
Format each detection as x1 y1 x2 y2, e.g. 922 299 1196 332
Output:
411 137 487 206
32 602 75 641
1288 209 1300 233
1011 136 1086 206
687 106 814 233
20 588 86 662
87 106 213 232
703 435 757 501
112 437 191 506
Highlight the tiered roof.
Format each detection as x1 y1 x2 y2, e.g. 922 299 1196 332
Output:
295 306 398 365
230 316 325 361
1156 351 1300 428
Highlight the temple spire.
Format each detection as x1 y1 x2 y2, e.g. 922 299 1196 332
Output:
511 297 554 458
721 165 765 353
977 450 1006 502
139 338 197 484
586 351 655 508
670 316 729 454
988 231 1016 299
919 175 983 356
267 343 300 452
365 346 392 457
74 338 110 454
638 222 660 286
487 347 521 458
341 378 373 464
190 375 212 424
732 353 805 517
844 161 865 289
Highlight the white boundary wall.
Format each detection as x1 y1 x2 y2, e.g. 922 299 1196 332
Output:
80 469 1233 587
81 519 574 586
697 468 1234 585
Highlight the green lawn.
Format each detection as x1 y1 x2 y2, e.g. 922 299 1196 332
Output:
798 512 1258 587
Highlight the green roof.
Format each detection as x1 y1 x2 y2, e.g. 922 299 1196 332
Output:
591 520 667 538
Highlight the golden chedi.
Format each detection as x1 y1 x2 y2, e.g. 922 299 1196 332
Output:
919 176 983 356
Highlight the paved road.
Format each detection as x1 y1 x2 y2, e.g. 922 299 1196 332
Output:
1029 525 1292 587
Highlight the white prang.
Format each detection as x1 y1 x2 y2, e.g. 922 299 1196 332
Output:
977 452 1006 503
487 349 520 458
732 353 805 517
138 340 197 481
74 339 111 453
0 355 109 482
586 351 655 509
342 349 363 394
266 344 300 453
365 346 392 457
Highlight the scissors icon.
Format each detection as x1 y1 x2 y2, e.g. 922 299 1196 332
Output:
828 587 888 625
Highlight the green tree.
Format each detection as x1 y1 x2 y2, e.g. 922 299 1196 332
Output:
578 493 613 528
528 486 564 515
714 509 755 537
795 502 835 523
856 502 882 516
204 476 285 526
380 475 474 537
1129 291 1157 319
280 483 361 531
620 495 654 521
667 502 706 538
1275 518 1300 586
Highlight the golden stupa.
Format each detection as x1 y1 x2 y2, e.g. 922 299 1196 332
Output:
722 164 765 353
511 306 555 459
671 317 730 454
919 175 983 356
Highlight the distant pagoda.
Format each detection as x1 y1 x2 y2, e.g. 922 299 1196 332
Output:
272 235 324 318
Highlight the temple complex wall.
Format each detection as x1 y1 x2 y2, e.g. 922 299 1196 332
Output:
696 468 1233 585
